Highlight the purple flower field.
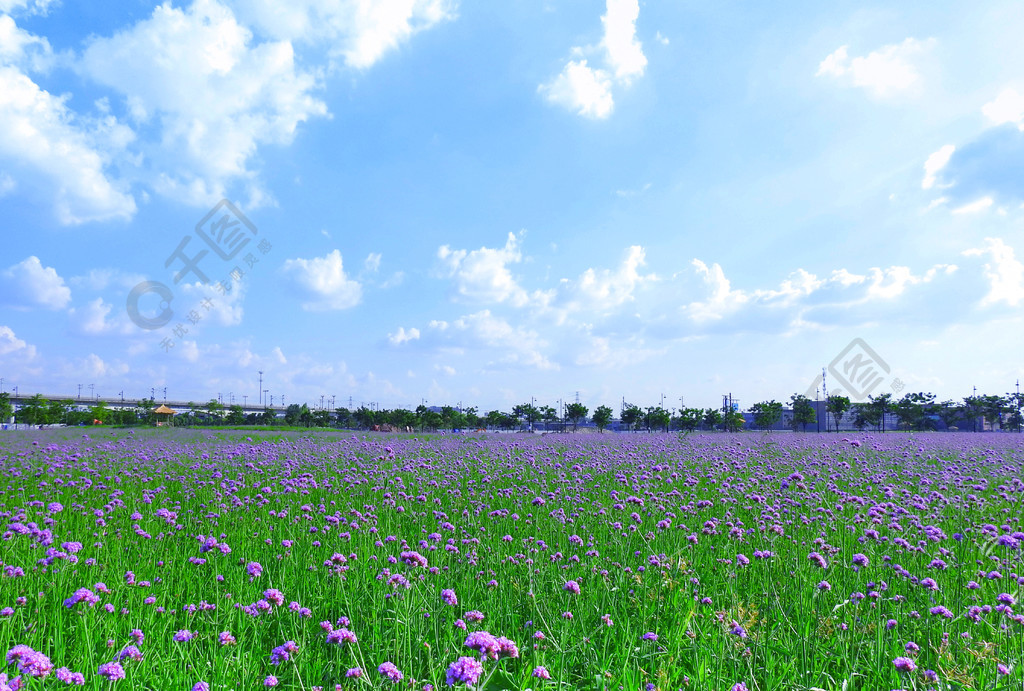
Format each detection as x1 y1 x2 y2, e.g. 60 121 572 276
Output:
0 428 1021 690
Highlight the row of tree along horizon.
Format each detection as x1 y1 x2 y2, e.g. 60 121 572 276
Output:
2 390 1021 433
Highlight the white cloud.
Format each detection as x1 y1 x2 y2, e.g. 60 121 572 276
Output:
562 245 655 312
0 53 137 224
434 363 455 376
962 238 1024 307
0 256 71 309
0 0 55 15
79 0 327 207
0 324 36 358
179 277 248 325
685 259 748 322
601 0 646 82
437 232 532 306
921 144 955 190
817 38 931 97
538 59 614 119
439 310 557 371
0 171 13 196
232 0 454 70
71 297 115 335
281 249 362 310
982 88 1024 129
388 326 420 345
539 0 647 119
951 197 993 215
0 13 54 71
364 252 382 272
655 31 669 46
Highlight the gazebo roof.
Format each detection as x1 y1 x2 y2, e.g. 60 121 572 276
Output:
154 404 175 415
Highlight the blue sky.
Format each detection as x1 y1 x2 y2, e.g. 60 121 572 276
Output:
1 0 1023 412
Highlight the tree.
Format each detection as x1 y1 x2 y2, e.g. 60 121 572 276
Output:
826 395 851 432
485 410 503 431
963 395 984 432
226 405 245 425
564 402 588 432
47 399 71 426
935 400 963 431
390 408 417 431
724 408 745 432
620 404 642 432
0 393 12 424
851 404 871 431
789 394 816 432
512 403 541 431
895 392 936 431
206 399 224 424
866 393 892 432
312 409 331 427
677 407 702 433
18 394 47 426
334 407 354 429
592 405 613 433
645 406 671 432
1008 391 1024 433
463 407 481 430
703 408 722 431
89 400 111 425
284 404 303 426
980 394 1008 430
750 400 783 431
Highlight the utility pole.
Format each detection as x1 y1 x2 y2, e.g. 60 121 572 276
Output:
258 370 263 406
816 387 820 433
77 383 82 400
263 390 269 408
163 387 167 402
120 391 124 406
822 367 828 433
89 383 95 400
243 395 247 408
531 396 535 432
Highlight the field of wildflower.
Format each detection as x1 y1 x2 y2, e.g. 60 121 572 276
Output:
0 428 1021 690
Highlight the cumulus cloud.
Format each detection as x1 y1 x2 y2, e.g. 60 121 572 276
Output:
932 124 1024 207
432 310 557 371
281 249 362 310
388 326 420 344
538 59 614 119
0 255 71 309
0 34 137 224
231 0 454 70
601 0 646 82
0 324 36 358
982 88 1024 129
962 238 1024 307
437 232 532 306
921 144 955 190
79 0 328 207
817 38 931 97
539 0 647 119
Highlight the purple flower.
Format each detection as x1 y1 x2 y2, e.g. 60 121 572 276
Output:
173 630 194 642
893 657 917 673
246 562 263 579
642 632 658 641
563 580 581 595
263 675 278 687
326 628 357 645
464 631 500 658
731 684 749 691
115 646 143 662
378 661 403 682
532 666 551 680
97 662 126 681
997 593 1016 606
218 631 236 646
445 656 483 686
441 589 458 606
736 553 750 567
345 668 363 678
192 684 210 691
56 667 85 685
851 553 869 568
